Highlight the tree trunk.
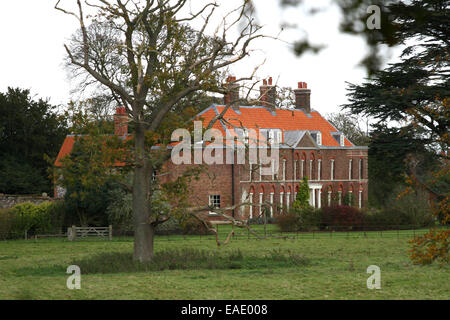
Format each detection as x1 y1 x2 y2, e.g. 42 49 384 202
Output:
133 122 154 262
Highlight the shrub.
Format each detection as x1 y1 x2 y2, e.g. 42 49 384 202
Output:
247 216 277 225
9 201 65 237
180 216 213 235
321 205 364 231
276 213 301 232
0 208 14 240
155 218 182 235
295 206 322 231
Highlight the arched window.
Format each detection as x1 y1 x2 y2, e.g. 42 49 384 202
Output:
359 158 364 180
309 153 315 180
338 185 343 205
327 185 333 206
249 186 255 218
301 153 306 178
359 184 363 208
279 186 285 214
269 185 275 217
259 185 265 216
286 186 292 211
330 158 335 180
349 158 353 180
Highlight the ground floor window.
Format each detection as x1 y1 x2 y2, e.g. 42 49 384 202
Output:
209 194 221 215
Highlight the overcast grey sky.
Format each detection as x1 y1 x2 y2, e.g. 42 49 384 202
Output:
0 1 398 116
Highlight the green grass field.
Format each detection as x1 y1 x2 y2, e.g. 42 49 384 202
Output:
0 227 448 300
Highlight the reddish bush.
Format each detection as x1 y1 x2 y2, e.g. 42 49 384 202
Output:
276 213 300 232
321 205 364 231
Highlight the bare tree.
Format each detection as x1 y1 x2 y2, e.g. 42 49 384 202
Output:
55 0 266 262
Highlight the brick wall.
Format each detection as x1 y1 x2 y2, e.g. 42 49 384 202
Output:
161 146 368 221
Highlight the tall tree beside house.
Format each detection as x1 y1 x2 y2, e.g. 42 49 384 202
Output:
293 176 310 210
55 0 265 262
342 0 449 264
0 88 68 194
326 112 370 147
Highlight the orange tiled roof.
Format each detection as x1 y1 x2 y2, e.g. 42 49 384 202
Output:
55 105 354 167
54 135 132 167
196 105 353 147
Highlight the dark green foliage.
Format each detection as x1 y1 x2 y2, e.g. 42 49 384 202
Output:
0 88 68 194
0 209 14 240
0 201 66 238
295 206 322 231
367 125 440 207
293 176 310 209
71 248 310 274
321 205 364 231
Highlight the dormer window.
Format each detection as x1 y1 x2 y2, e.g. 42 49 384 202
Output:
310 131 322 145
332 132 345 146
260 129 282 145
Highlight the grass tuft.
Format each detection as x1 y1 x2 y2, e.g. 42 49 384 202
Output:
71 248 310 274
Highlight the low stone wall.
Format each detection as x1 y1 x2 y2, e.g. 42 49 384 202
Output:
0 194 54 209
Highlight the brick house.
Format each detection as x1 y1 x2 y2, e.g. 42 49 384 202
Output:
55 78 368 221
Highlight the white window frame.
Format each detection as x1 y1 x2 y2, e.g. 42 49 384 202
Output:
359 159 363 180
340 134 345 146
208 194 221 215
349 159 353 180
280 192 284 212
328 191 332 206
338 191 342 205
331 159 335 181
309 159 313 180
286 192 291 211
317 132 322 145
318 159 322 180
249 192 253 218
359 190 362 208
269 192 274 217
259 192 264 216
294 160 297 181
301 160 305 178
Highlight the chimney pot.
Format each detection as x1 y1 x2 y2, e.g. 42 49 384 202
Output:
294 81 311 113
223 75 240 111
114 107 128 136
260 76 276 108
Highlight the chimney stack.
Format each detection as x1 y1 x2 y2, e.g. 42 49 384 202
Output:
223 76 240 112
114 107 128 137
294 82 311 113
260 77 276 108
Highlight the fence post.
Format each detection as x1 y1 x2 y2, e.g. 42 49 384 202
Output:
109 225 112 241
72 225 77 241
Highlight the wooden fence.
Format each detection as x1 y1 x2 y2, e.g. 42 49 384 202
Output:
67 225 112 241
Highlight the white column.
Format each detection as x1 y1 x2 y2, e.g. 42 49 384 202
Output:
312 188 316 207
270 193 274 217
317 189 322 208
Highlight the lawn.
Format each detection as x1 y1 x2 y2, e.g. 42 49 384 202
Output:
0 228 448 300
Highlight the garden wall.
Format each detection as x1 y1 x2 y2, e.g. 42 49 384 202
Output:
0 194 54 209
